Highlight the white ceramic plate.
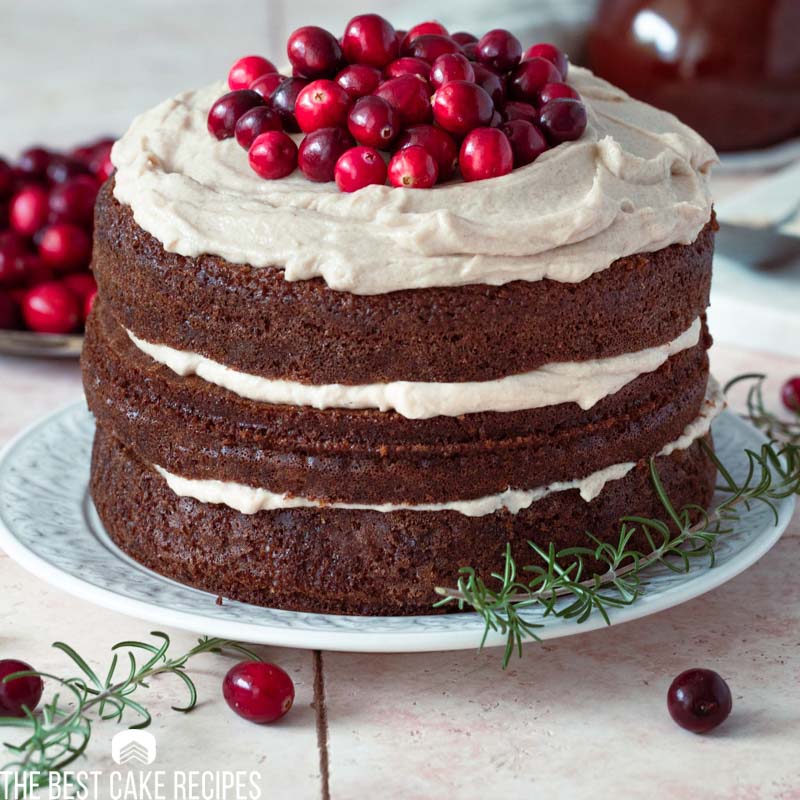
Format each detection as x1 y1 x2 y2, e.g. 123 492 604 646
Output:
0 329 83 358
0 404 794 653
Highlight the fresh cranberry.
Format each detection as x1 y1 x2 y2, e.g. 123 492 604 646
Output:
248 131 298 180
781 376 800 412
667 668 732 734
335 64 381 100
335 146 387 192
0 235 28 288
432 81 494 136
249 73 286 100
17 148 52 180
459 127 513 182
430 53 475 88
0 158 14 197
22 281 80 333
384 57 431 81
287 26 343 79
49 175 99 227
451 31 478 46
523 42 569 79
9 186 49 237
461 41 479 61
83 287 97 320
38 223 91 272
207 90 264 140
471 63 506 107
347 95 400 149
298 128 356 182
388 145 438 188
395 124 459 181
88 140 115 183
501 119 548 167
228 56 278 91
375 75 432 126
509 57 562 103
538 98 587 143
401 21 449 50
269 78 308 133
94 151 115 183
223 661 294 725
404 34 460 63
341 14 398 69
476 29 522 72
0 291 20 329
234 106 283 149
539 82 580 105
503 101 538 123
294 79 351 133
62 272 97 303
0 660 43 717
395 30 407 49
23 255 53 287
46 156 91 185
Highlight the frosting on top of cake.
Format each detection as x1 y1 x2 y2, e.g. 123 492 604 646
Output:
111 67 716 295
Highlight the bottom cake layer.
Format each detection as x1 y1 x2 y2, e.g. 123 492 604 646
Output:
90 426 717 616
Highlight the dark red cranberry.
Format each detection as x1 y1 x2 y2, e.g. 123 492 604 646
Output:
0 158 14 197
46 156 91 185
298 128 356 182
0 234 28 288
539 82 580 105
667 668 732 734
432 80 494 136
538 98 587 143
395 29 407 48
294 79 352 133
48 175 99 227
472 63 506 106
10 186 49 236
348 95 400 149
401 21 449 50
384 57 431 81
388 145 438 188
228 56 278 91
249 73 286 100
22 281 80 333
490 109 503 127
430 53 475 88
287 26 343 79
523 42 569 79
335 64 381 100
781 376 800 412
501 119 548 166
476 29 522 72
207 90 264 140
0 660 43 717
503 101 538 124
17 147 52 180
223 661 295 725
62 272 97 303
235 106 283 149
248 131 298 179
451 31 478 46
269 78 308 133
23 254 52 287
375 75 433 126
395 124 459 181
459 127 513 182
335 146 387 192
94 151 114 183
38 223 91 272
404 34 459 63
509 57 562 103
461 41 479 61
0 291 20 329
341 14 398 69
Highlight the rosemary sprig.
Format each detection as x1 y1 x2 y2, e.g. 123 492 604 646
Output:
435 374 800 667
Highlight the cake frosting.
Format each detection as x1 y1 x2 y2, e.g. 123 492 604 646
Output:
111 67 716 296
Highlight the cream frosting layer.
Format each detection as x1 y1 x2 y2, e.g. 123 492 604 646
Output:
155 377 723 517
111 68 716 295
128 318 700 419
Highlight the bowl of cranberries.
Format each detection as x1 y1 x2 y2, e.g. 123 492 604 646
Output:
207 16 586 192
0 139 112 357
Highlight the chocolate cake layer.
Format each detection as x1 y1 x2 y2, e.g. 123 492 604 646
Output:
91 426 717 615
93 182 715 385
83 301 711 505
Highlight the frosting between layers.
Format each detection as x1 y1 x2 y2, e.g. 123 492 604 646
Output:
155 377 724 516
127 318 700 419
111 68 716 295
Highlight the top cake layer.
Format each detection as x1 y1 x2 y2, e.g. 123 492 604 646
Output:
111 67 716 295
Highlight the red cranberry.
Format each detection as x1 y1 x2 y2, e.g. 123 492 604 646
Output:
432 81 494 136
401 21 449 50
459 127 513 182
384 57 431 81
0 234 28 288
294 79 351 133
207 90 264 140
501 119 548 166
503 101 538 124
476 29 522 72
84 287 97 320
22 281 80 333
388 145 438 188
396 124 459 181
228 56 278 91
472 63 506 107
223 661 294 725
335 146 387 192
249 73 286 100
89 142 115 183
375 75 433 126
269 78 308 133
0 291 20 329
461 41 479 61
38 223 91 272
95 152 114 183
0 660 43 717
335 64 381 100
46 156 91 185
523 42 569 80
248 131 298 180
490 109 503 127
539 82 580 105
9 186 49 237
509 57 562 103
348 95 400 149
430 53 475 88
298 128 356 182
667 668 732 734
0 158 14 197
62 271 97 303
23 255 53 287
538 98 587 143
451 31 478 46
17 147 52 180
288 26 343 79
341 14 398 69
48 175 99 227
781 376 800 412
235 106 283 149
404 34 460 63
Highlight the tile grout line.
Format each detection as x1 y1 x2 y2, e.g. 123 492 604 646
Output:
313 650 331 800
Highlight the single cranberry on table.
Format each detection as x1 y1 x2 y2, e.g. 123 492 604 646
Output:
430 53 475 88
503 101 538 124
228 56 278 91
403 34 460 63
395 124 459 181
509 57 562 103
38 223 92 272
539 82 580 105
22 281 80 334
384 57 431 81
459 127 514 182
249 72 286 100
287 26 343 79
294 79 352 133
667 668 732 734
207 90 264 140
248 131 298 180
375 75 433 127
298 127 356 182
401 20 449 49
335 64 382 101
471 63 506 107
538 98 588 143
388 145 438 188
234 106 283 150
335 146 387 192
451 31 478 46
9 186 49 237
49 175 99 227
341 14 398 69
269 78 309 133
432 80 494 136
501 119 548 167
476 29 522 72
0 659 43 717
223 661 294 725
781 376 800 412
347 95 400 149
17 147 52 180
0 291 20 329
523 42 569 79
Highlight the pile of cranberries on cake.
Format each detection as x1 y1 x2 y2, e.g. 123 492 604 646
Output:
0 140 112 335
207 15 586 192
